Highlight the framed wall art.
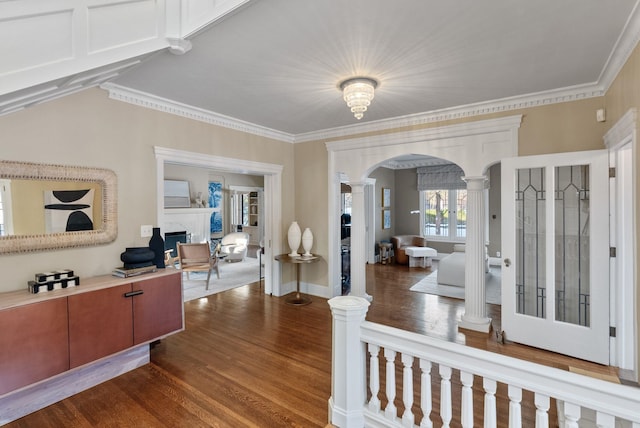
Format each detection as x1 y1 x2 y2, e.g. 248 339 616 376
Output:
382 187 391 208
382 209 391 229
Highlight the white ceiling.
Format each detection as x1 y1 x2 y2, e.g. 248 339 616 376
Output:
110 0 639 137
5 1 639 139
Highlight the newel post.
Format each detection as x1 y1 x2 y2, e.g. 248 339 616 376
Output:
328 296 370 427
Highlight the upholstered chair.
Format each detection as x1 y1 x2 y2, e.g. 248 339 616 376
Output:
391 235 428 265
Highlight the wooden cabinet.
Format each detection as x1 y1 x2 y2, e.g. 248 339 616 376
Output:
68 273 182 368
0 298 69 395
0 270 183 395
68 284 134 368
132 274 183 344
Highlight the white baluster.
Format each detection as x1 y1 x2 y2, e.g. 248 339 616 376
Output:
419 359 433 428
563 402 580 428
508 385 522 428
401 353 415 427
439 365 452 427
460 371 473 427
534 393 549 428
384 348 397 421
483 378 497 428
368 344 381 413
595 411 615 428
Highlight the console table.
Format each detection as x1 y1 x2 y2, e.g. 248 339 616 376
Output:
0 269 183 424
275 253 321 305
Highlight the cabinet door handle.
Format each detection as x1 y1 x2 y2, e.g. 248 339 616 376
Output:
124 290 144 298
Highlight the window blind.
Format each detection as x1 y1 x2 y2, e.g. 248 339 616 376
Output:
416 164 465 190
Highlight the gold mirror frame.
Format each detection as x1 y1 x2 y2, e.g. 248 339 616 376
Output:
0 160 117 254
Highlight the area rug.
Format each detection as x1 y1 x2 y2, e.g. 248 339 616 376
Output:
409 267 501 304
182 257 261 302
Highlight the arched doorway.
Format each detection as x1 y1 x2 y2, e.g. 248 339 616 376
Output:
326 115 522 332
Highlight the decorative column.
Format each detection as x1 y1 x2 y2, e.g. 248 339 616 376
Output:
328 296 370 428
349 182 371 301
459 176 492 333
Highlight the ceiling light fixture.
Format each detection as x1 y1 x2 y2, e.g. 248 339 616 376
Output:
340 77 377 120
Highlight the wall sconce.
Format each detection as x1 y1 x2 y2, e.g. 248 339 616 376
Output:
410 210 420 214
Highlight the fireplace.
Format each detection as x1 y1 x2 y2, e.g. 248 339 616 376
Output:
164 231 188 259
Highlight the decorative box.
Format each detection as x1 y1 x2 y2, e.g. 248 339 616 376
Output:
28 270 79 294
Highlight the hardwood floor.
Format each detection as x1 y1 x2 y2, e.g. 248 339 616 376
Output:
6 263 619 427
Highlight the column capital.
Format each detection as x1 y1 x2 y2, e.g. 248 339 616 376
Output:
462 175 489 190
348 182 367 193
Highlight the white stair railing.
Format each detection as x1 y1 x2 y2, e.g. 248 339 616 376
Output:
328 296 640 428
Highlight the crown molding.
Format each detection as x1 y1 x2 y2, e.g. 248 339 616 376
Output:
598 1 640 92
296 83 602 143
100 83 296 144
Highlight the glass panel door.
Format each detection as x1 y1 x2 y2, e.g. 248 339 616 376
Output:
555 165 590 326
501 150 609 364
515 167 546 318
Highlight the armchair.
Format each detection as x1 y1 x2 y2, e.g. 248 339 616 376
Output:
391 235 428 265
219 232 250 262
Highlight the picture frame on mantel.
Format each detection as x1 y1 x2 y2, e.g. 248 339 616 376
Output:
382 209 391 229
382 187 391 208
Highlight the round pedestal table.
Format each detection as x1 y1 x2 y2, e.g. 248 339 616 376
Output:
274 253 322 305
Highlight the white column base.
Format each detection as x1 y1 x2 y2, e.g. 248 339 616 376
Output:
459 315 492 333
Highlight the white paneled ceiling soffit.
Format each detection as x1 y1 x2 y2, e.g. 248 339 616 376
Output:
0 0 252 117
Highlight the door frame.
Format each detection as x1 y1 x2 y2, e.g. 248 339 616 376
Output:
604 108 638 382
154 146 283 296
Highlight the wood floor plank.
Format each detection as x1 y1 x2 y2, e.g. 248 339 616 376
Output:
5 262 620 427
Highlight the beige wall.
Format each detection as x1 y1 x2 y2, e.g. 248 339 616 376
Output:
0 88 295 292
292 139 329 288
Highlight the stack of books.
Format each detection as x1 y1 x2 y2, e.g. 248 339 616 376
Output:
112 265 157 278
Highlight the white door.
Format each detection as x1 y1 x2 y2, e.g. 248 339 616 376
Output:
501 150 609 364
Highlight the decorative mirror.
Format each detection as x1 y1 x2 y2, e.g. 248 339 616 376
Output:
0 160 117 254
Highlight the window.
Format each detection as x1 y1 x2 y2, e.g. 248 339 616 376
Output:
341 191 352 215
421 189 467 240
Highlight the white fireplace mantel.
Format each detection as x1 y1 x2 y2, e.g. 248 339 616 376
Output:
163 208 215 243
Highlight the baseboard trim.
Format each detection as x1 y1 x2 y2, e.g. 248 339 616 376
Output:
0 345 150 425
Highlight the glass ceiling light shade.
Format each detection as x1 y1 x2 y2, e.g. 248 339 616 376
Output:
340 77 377 120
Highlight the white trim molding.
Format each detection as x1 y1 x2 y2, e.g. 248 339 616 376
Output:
297 84 601 143
599 1 640 92
326 115 521 302
154 146 284 296
104 83 295 143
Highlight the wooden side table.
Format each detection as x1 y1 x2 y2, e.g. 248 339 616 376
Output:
275 253 321 305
